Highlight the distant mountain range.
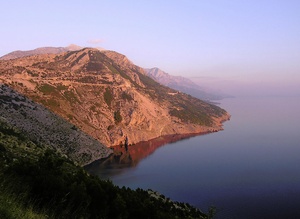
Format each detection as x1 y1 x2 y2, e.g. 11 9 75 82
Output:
145 67 231 101
0 44 82 60
1 45 231 101
0 46 229 149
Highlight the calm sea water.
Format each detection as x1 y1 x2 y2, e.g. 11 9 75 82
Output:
86 96 300 219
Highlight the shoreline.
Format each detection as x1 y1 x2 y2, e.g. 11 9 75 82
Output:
85 129 222 169
86 113 231 167
110 111 231 148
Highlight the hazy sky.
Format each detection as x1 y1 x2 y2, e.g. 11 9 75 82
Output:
1 1 300 94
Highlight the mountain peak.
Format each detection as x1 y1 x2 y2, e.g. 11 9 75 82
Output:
145 67 227 100
102 50 133 67
0 45 83 60
0 47 229 147
145 67 171 79
66 44 83 51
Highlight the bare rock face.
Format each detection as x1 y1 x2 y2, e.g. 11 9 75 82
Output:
0 47 230 147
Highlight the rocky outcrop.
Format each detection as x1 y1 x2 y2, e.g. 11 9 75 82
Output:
0 47 230 147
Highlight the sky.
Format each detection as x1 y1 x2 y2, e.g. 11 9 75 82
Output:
1 0 300 96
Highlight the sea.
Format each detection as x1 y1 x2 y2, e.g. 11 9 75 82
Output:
86 96 300 219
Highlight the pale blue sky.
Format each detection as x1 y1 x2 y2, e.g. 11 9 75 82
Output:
1 1 300 91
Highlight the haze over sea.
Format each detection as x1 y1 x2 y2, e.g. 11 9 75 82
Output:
2 1 300 217
87 92 300 219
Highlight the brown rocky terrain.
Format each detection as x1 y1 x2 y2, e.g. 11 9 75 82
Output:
0 47 230 147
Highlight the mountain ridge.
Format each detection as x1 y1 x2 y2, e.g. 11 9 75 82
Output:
145 67 229 100
0 47 229 147
0 44 84 60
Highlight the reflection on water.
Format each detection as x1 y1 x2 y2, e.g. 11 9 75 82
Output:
86 96 300 219
85 133 203 178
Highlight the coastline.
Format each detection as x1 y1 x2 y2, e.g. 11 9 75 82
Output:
85 111 231 167
85 125 228 169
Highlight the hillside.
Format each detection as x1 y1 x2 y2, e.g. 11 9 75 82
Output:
0 47 230 147
0 83 111 166
0 119 208 219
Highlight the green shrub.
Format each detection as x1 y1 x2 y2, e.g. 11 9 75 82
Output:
121 92 133 101
107 125 114 130
63 90 79 104
103 88 113 107
114 110 122 124
90 105 97 112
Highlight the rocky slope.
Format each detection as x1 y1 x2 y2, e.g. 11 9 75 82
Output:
145 67 230 100
0 83 111 165
0 47 230 147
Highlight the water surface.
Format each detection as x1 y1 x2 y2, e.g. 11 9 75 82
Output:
86 96 300 219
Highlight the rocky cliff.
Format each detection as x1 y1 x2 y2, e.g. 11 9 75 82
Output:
0 47 230 147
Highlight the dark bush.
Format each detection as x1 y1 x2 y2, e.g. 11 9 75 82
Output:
103 88 113 107
114 110 122 124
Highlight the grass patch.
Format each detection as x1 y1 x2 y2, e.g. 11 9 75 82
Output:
38 84 56 95
0 185 47 219
63 90 79 104
56 84 68 91
45 99 60 108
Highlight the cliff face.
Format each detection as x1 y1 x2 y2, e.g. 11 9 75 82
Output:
0 48 230 147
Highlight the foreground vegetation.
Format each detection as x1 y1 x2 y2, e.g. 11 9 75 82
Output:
0 120 208 219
